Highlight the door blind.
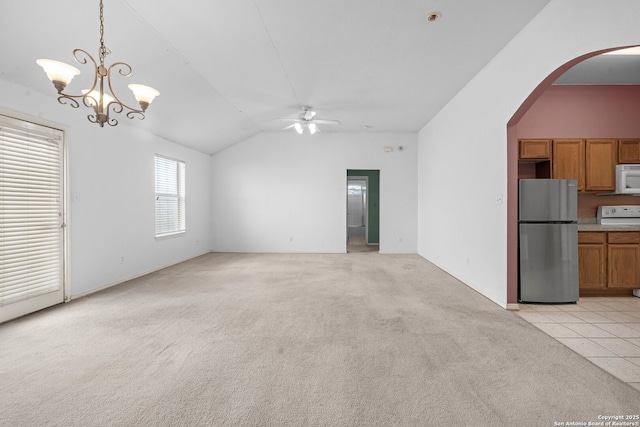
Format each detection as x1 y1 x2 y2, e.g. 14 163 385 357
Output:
0 115 64 307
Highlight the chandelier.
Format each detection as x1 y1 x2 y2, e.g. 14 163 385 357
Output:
37 0 159 127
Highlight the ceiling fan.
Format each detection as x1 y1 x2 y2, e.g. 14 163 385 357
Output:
276 107 340 134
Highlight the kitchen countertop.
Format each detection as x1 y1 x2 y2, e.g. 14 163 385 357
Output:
577 218 640 232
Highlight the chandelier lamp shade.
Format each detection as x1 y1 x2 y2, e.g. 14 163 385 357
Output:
36 0 159 127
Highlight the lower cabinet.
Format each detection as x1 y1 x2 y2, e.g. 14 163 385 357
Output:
578 232 606 289
578 231 640 292
607 232 640 288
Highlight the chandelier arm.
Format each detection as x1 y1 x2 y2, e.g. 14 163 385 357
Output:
87 111 119 127
105 62 145 114
71 49 100 97
57 95 80 109
87 113 99 125
49 49 99 111
126 110 146 121
104 101 122 126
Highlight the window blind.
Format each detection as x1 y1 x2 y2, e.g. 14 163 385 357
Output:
155 155 185 237
0 116 64 307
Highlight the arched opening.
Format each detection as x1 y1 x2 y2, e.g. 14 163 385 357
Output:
506 46 640 304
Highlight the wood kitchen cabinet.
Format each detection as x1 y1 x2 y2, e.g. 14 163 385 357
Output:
578 231 640 292
578 232 607 289
553 139 584 191
551 139 617 192
607 232 640 288
618 139 640 163
519 139 551 160
585 139 617 191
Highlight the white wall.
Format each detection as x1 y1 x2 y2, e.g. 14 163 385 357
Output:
417 0 640 307
211 132 417 254
0 79 212 298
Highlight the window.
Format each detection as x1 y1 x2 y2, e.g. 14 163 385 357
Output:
155 154 185 237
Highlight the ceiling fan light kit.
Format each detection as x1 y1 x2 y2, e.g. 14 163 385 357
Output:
36 0 159 127
277 107 340 135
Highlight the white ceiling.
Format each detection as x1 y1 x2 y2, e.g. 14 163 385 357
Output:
3 0 632 154
554 54 640 85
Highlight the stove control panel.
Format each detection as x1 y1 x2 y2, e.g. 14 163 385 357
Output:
597 205 640 225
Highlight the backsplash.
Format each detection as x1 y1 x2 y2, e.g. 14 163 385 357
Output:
577 217 596 224
578 193 640 218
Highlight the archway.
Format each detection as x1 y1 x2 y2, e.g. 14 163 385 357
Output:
506 46 640 304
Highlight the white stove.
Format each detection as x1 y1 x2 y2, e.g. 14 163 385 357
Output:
597 205 640 297
597 205 640 225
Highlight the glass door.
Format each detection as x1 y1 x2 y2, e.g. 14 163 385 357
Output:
0 114 66 323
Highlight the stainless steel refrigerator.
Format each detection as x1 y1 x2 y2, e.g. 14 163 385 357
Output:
519 179 579 303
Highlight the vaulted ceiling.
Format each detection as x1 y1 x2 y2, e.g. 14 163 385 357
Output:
2 1 636 154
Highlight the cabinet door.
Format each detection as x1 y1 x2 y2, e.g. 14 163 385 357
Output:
585 139 617 191
519 139 551 160
578 243 607 289
553 139 584 191
618 139 640 163
607 244 640 288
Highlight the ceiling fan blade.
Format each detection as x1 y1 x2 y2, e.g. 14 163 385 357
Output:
274 118 300 122
282 124 296 130
313 119 341 125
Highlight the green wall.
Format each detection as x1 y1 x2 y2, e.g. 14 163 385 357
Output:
347 169 380 244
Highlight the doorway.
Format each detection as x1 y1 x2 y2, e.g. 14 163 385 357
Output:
346 170 380 253
0 113 67 323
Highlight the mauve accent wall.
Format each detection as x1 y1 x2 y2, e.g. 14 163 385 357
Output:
516 84 640 217
517 85 640 138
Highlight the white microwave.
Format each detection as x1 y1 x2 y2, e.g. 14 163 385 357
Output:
616 164 640 194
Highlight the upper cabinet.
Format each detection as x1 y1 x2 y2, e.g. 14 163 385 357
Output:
585 139 617 192
523 138 619 192
553 139 584 191
519 139 551 160
618 139 640 163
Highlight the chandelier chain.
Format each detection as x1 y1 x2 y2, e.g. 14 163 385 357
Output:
98 0 110 65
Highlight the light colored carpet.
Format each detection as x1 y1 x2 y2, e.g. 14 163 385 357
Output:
0 252 638 426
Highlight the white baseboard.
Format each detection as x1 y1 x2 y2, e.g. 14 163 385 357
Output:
68 251 211 301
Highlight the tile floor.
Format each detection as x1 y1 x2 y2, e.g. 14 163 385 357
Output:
516 296 640 392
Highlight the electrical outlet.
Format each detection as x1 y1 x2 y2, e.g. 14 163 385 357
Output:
496 194 503 205
120 256 125 264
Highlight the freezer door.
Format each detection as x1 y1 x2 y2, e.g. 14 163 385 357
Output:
519 223 579 303
519 179 577 222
